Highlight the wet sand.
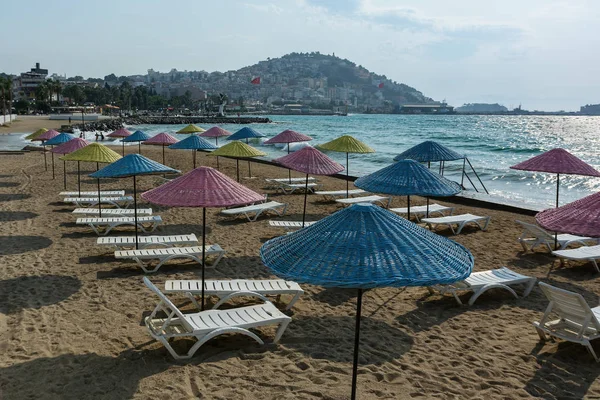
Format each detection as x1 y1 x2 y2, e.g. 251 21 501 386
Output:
0 145 599 399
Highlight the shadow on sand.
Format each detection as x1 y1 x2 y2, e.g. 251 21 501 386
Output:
0 193 31 202
0 211 38 222
0 235 52 255
0 275 81 314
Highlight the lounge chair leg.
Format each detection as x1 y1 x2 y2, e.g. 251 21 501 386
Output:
286 292 303 310
468 284 518 306
273 319 291 342
592 260 600 273
585 341 600 362
211 252 225 268
452 291 464 306
535 327 547 341
522 279 536 297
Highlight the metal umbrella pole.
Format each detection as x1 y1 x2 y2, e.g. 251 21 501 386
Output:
350 288 363 400
246 139 252 178
63 159 67 189
236 159 240 182
133 175 139 250
77 161 81 196
201 207 206 310
138 141 141 154
43 142 48 171
302 174 309 227
51 147 55 179
215 137 220 169
287 145 292 183
346 152 349 198
555 173 560 249
96 163 102 218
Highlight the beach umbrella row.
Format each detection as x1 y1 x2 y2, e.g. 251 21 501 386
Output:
200 127 232 169
169 135 216 168
50 137 88 189
44 133 74 180
107 128 132 156
143 132 179 166
123 130 151 154
227 127 265 178
32 129 60 172
176 124 205 134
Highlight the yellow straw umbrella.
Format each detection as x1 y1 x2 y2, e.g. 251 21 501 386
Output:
176 124 206 134
25 128 48 140
60 143 122 216
207 141 266 182
318 135 375 197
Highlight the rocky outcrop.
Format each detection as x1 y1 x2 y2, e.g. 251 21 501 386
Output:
61 116 271 133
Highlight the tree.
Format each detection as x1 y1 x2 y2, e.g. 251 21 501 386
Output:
14 99 29 114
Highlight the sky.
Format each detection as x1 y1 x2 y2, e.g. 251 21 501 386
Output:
2 0 600 111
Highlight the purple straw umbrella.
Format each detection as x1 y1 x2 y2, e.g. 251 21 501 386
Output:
200 127 232 169
536 191 600 238
142 132 179 166
275 146 344 226
107 128 132 156
511 148 600 247
142 167 265 309
264 129 313 182
50 138 90 190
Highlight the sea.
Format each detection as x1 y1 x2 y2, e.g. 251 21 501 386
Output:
3 114 600 209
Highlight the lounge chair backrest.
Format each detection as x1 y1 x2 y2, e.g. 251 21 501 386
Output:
538 282 600 332
143 277 193 331
516 220 553 240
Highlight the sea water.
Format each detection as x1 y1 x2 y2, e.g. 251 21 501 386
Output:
5 114 600 208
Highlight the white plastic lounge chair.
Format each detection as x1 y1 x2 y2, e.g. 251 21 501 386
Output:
390 203 454 222
221 201 288 222
76 216 162 236
164 279 304 310
60 190 125 197
265 177 316 189
516 220 596 252
315 189 366 201
275 182 322 194
143 277 292 359
115 244 225 273
553 244 600 273
429 267 536 305
97 234 198 250
63 196 134 208
336 195 391 208
422 213 490 234
533 282 600 362
268 220 318 230
72 208 152 217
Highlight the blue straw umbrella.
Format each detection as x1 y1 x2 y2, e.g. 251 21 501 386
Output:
90 154 179 248
168 134 216 169
227 127 265 178
260 203 473 400
355 159 461 219
122 130 152 154
394 140 465 176
44 133 74 182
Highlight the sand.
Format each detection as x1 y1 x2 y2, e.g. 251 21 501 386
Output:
1 143 600 399
0 115 77 134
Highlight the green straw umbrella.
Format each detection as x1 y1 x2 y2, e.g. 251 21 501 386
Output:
207 141 266 182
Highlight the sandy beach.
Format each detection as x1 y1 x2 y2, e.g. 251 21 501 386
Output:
0 115 77 135
1 137 599 399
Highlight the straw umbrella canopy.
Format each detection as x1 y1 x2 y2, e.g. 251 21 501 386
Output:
207 141 266 182
355 159 461 218
25 128 48 140
536 191 600 238
60 143 122 215
510 148 600 247
394 140 465 175
264 129 313 182
142 167 265 308
51 138 89 189
44 133 74 180
142 132 179 166
275 146 344 226
510 148 600 208
32 129 60 172
200 126 232 169
107 128 132 156
318 135 375 197
122 130 151 154
177 124 205 134
168 135 217 169
90 154 179 247
260 203 473 400
227 127 266 178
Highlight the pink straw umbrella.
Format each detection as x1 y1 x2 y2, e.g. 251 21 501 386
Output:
275 146 344 226
32 129 60 173
142 167 265 309
264 129 313 182
142 133 179 166
51 138 90 191
511 148 600 247
536 191 600 238
200 127 232 169
107 128 132 156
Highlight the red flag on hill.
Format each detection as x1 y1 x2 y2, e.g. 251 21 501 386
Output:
378 82 384 88
251 77 261 84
